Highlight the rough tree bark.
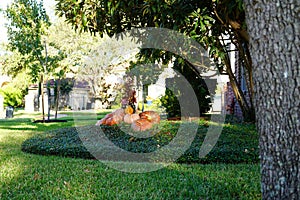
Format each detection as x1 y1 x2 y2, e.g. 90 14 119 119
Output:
243 0 300 199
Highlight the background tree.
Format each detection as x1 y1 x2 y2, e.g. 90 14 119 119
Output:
44 18 77 118
55 0 255 121
78 35 139 109
5 0 52 121
243 0 299 199
80 48 119 109
0 50 29 78
46 17 140 110
0 51 32 106
47 77 74 118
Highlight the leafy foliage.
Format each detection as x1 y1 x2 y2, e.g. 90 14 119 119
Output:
160 88 181 118
55 0 255 121
0 70 32 108
22 121 259 164
45 17 102 75
0 51 27 78
57 78 74 96
0 85 23 107
5 0 51 82
160 58 213 118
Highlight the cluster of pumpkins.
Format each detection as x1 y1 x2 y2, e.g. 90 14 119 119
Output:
95 106 160 132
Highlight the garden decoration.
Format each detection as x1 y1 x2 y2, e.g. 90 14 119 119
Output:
128 89 137 113
95 108 125 126
96 88 160 131
96 109 160 132
132 111 161 131
139 111 160 124
123 113 140 124
121 98 128 109
124 106 134 114
131 118 153 131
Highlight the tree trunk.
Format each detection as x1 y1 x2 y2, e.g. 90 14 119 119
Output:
47 87 51 121
244 0 300 199
55 79 60 119
215 36 256 121
40 74 45 123
223 51 256 122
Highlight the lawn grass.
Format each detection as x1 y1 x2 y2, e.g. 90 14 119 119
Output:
0 110 261 199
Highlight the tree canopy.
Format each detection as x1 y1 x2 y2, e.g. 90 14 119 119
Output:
55 0 255 121
6 0 51 81
5 0 65 120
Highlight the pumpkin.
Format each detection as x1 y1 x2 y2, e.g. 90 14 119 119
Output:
125 106 134 114
131 118 153 131
123 113 140 124
95 113 113 126
112 109 125 123
105 113 114 118
105 117 118 126
95 109 124 126
95 118 106 126
139 111 160 124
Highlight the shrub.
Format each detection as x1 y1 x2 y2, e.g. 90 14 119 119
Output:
160 88 181 118
0 85 23 107
160 59 213 118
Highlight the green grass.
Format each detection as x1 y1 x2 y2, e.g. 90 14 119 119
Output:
0 110 261 199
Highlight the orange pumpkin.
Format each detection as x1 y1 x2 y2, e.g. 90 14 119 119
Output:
112 109 125 123
105 113 114 118
105 117 117 126
131 118 153 131
139 111 160 124
95 118 106 126
95 113 113 126
125 106 134 114
95 109 124 126
123 113 140 124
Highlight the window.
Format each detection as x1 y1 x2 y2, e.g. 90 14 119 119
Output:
240 65 247 92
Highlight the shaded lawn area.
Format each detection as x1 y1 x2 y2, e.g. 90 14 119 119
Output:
0 111 261 199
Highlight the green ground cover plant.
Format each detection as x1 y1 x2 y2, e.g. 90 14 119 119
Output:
0 110 261 199
22 120 259 164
